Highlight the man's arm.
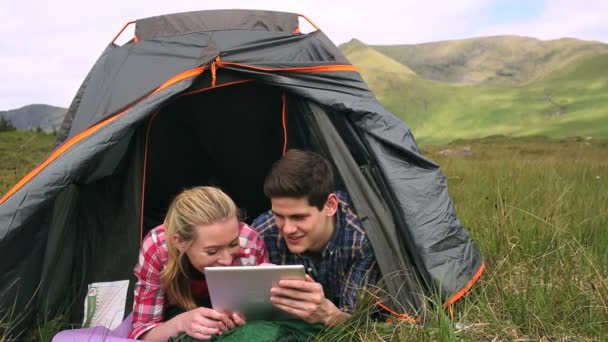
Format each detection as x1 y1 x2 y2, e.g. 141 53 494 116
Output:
268 240 380 326
339 239 381 314
270 275 351 326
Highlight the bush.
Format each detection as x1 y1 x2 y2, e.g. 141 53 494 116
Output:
0 117 16 132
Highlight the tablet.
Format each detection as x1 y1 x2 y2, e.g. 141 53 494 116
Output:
204 265 305 321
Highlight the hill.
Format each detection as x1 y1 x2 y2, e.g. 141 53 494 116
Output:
369 36 608 85
341 39 417 86
340 36 608 144
0 104 67 132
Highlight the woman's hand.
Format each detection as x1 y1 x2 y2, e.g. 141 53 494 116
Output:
177 307 235 340
230 312 247 326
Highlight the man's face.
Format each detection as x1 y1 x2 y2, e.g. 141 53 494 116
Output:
270 195 337 254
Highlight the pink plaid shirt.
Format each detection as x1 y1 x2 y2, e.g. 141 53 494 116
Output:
129 223 268 339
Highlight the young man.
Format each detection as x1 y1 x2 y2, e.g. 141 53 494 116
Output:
252 149 380 326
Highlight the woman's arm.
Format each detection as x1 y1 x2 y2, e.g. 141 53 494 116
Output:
141 307 230 341
131 228 236 341
238 223 270 265
130 231 168 339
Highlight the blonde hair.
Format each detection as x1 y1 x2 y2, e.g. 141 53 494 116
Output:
160 186 239 310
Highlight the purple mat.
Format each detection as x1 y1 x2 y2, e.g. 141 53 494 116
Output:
52 313 135 342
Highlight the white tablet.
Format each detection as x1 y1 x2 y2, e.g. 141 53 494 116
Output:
204 265 305 321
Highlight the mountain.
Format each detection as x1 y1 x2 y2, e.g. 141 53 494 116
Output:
370 35 608 85
339 36 608 144
0 104 67 132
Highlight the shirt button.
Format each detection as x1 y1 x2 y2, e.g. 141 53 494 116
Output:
307 268 313 273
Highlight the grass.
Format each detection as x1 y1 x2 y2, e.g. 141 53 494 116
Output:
431 136 608 340
2 132 607 340
0 302 67 342
27 306 66 342
0 130 56 196
314 136 608 341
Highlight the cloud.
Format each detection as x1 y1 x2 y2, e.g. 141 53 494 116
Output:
272 0 492 45
1 0 607 110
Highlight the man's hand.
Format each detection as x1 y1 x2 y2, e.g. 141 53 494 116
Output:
270 274 350 326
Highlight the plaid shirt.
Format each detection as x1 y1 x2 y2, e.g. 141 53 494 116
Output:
129 223 268 339
252 192 379 313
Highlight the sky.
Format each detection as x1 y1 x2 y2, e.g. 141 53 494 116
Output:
1 0 607 111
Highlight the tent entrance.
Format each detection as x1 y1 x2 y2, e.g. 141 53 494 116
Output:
142 82 287 233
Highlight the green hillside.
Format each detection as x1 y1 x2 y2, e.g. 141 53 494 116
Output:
340 37 608 144
341 40 417 98
370 36 608 85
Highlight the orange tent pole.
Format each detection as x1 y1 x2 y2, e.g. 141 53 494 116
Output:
112 21 136 44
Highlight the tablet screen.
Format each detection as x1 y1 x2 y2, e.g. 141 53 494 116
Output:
204 265 305 321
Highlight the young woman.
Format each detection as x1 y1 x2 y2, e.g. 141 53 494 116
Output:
129 186 269 341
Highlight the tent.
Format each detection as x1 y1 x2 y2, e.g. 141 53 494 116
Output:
0 9 484 332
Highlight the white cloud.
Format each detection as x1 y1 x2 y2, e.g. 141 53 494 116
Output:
1 0 607 110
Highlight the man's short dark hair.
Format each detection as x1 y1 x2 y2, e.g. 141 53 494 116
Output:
263 149 335 210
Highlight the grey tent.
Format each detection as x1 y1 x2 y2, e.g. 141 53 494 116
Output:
0 9 484 333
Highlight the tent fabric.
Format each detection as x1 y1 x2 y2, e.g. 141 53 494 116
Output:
60 30 354 142
304 102 427 314
135 10 300 40
0 9 483 334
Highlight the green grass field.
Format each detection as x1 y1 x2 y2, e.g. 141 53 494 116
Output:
2 132 607 341
315 136 608 341
0 131 56 196
421 136 607 340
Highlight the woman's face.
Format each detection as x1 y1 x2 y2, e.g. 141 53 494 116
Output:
177 217 241 272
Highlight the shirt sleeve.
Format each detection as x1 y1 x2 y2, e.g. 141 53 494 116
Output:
255 233 270 264
251 211 275 235
238 223 270 265
129 234 166 339
340 239 380 313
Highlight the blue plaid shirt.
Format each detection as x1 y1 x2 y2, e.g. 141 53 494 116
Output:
251 191 379 313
